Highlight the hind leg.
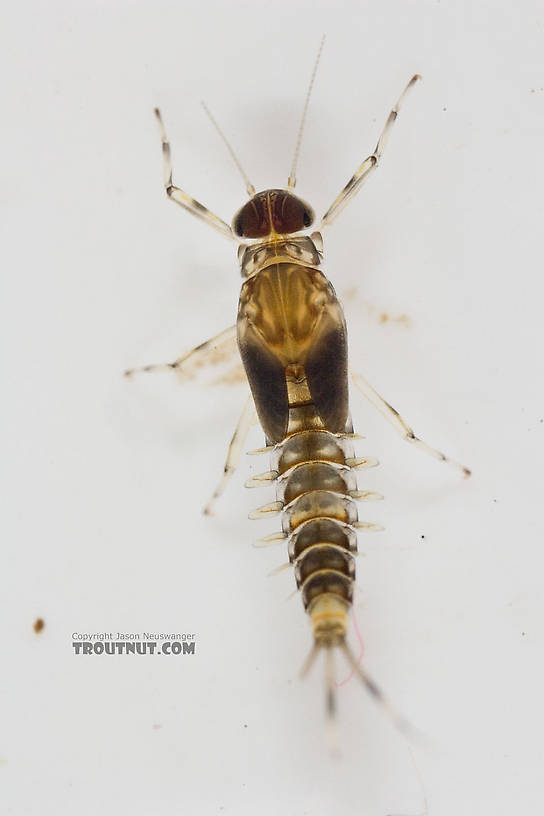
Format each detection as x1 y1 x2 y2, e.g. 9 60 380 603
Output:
203 394 257 516
351 369 471 478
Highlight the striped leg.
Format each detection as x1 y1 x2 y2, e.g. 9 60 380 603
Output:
321 74 421 227
124 325 237 380
203 394 258 516
351 370 471 478
154 108 235 240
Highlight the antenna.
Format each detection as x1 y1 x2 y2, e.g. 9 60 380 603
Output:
287 35 326 189
201 100 255 197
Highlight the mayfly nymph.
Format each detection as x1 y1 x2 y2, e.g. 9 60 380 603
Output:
126 41 470 725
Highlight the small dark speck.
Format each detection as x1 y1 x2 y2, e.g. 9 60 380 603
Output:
420 534 425 540
493 498 497 503
33 618 45 634
442 106 447 111
540 419 543 423
243 724 248 728
522 631 526 637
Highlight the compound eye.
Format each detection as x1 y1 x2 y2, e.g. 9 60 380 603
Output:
271 192 314 234
233 190 314 237
233 197 271 238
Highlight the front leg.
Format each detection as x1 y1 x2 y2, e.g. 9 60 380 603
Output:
321 74 421 228
154 108 235 241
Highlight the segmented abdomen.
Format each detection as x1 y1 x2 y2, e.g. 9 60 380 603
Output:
270 429 378 644
277 430 358 603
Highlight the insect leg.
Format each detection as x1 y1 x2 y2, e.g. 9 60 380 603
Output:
203 394 258 516
350 370 471 478
124 325 236 379
154 108 236 241
320 74 421 227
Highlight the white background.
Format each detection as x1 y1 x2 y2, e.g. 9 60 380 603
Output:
2 1 544 814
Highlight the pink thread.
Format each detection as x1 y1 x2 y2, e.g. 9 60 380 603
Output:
335 608 364 687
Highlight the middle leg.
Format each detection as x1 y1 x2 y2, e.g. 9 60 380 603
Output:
124 325 237 381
